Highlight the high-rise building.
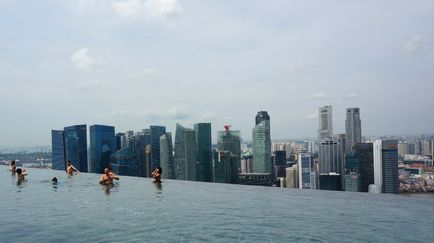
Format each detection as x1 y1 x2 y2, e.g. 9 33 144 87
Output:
51 130 66 170
298 152 314 189
318 136 345 189
126 130 135 146
318 137 345 175
89 125 116 174
345 108 362 151
110 146 134 176
130 130 151 177
373 140 399 193
194 123 212 182
64 125 88 172
174 123 197 181
214 151 239 183
285 164 298 188
160 132 175 179
273 150 287 179
355 143 374 192
241 151 253 174
318 106 333 140
381 140 399 193
150 125 166 171
252 111 271 173
344 151 360 192
217 126 241 172
115 132 125 151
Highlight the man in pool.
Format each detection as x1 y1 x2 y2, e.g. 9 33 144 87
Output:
152 166 162 184
10 160 16 175
108 166 119 181
16 168 28 183
99 168 119 185
66 160 80 176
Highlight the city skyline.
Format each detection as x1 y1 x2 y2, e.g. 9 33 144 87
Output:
1 1 434 147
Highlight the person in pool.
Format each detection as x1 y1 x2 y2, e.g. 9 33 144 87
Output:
66 160 80 176
152 166 162 184
10 160 16 175
52 177 58 184
16 168 28 183
99 168 119 185
108 166 119 181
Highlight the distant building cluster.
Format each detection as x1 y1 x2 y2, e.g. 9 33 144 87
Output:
51 108 434 194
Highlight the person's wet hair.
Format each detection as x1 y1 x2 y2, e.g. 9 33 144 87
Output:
16 168 22 175
67 160 71 165
52 177 58 183
157 167 162 174
11 160 15 165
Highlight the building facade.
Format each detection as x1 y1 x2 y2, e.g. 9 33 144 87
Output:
174 124 197 181
89 125 116 173
64 124 88 172
252 111 271 173
194 123 212 182
160 132 175 179
51 130 66 170
318 106 333 140
345 108 362 151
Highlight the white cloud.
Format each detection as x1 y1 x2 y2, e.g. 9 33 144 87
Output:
71 48 101 71
143 0 183 20
77 80 104 91
404 35 423 53
112 0 183 20
345 93 359 99
305 91 328 100
305 112 317 120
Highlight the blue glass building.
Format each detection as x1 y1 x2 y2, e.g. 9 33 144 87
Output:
51 130 66 170
174 123 197 181
64 125 88 172
194 123 212 182
90 125 116 173
150 126 166 171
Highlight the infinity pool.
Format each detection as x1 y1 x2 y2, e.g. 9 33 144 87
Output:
0 166 433 242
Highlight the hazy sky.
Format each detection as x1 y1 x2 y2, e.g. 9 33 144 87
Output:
1 0 433 147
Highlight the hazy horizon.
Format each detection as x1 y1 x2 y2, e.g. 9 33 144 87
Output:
1 0 433 147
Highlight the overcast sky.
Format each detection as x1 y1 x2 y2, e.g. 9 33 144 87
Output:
0 0 433 147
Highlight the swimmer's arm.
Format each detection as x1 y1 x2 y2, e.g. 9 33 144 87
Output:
72 165 80 173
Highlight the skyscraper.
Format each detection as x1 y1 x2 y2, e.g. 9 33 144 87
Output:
373 140 399 193
318 106 333 140
64 125 88 172
160 132 175 179
51 130 65 170
318 137 345 175
194 123 212 182
115 132 126 151
318 136 345 189
89 125 116 173
252 111 271 173
214 150 239 183
345 108 362 151
298 152 314 189
355 143 374 192
150 125 166 171
174 123 197 181
255 111 270 125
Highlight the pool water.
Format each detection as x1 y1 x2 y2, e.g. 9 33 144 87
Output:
0 166 433 242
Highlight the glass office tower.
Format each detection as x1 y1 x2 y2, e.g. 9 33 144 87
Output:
64 124 88 172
